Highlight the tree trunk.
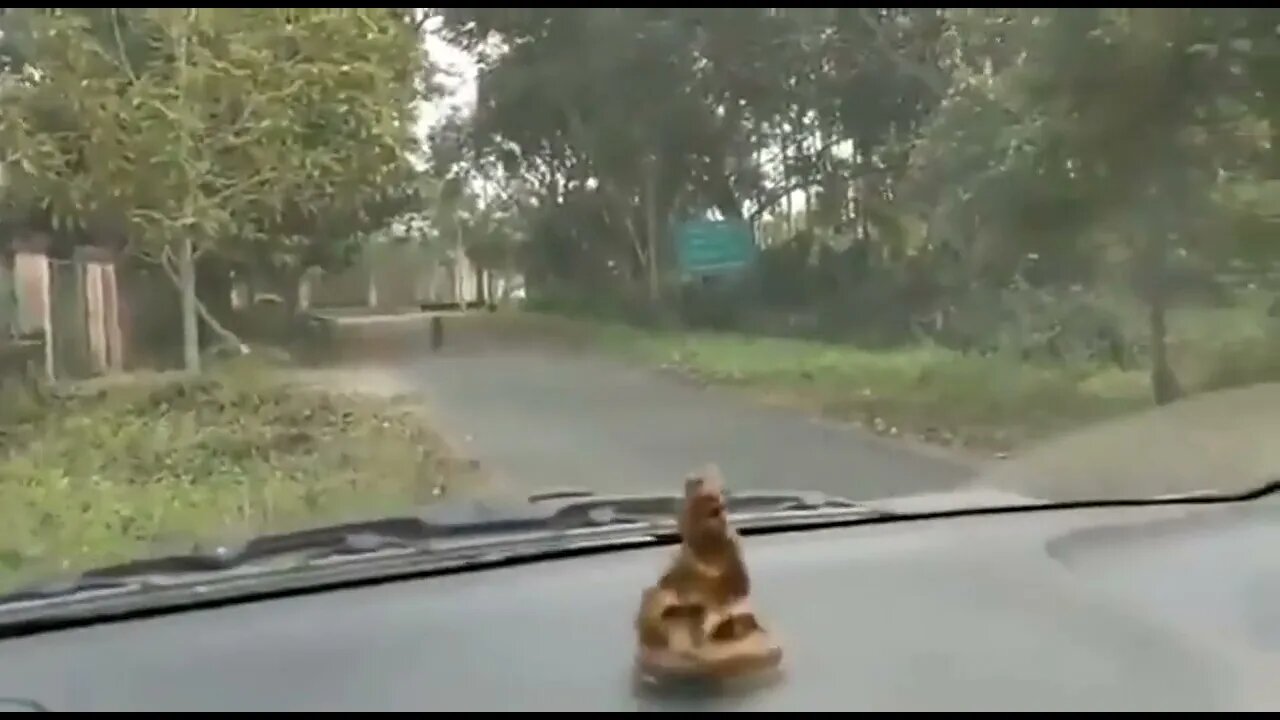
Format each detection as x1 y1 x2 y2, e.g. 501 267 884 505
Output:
178 234 200 373
644 156 661 305
196 255 233 341
160 252 246 356
175 9 200 373
280 268 303 318
455 226 467 311
709 173 743 221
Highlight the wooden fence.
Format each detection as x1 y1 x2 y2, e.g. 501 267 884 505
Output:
5 245 170 382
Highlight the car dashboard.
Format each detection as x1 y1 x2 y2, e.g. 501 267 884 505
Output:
1 495 1279 711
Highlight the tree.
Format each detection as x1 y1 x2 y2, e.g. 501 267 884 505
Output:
434 9 954 309
0 8 429 370
904 9 1263 403
429 8 1280 401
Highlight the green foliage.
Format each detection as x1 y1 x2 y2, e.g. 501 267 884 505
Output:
0 7 430 285
0 363 467 591
436 8 1280 407
437 8 946 296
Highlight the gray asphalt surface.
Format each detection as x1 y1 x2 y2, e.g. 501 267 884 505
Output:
316 311 1280 508
394 337 978 502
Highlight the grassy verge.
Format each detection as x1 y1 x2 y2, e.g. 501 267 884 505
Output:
510 305 1280 458
0 357 478 592
595 325 1151 455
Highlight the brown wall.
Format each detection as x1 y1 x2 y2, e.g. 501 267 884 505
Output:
9 245 170 380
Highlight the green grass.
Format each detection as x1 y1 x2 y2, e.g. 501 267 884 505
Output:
0 358 477 592
518 298 1280 458
598 326 1152 453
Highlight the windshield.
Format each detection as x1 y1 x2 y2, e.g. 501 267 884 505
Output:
2 7 1279 597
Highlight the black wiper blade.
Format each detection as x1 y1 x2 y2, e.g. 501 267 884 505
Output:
77 513 530 572
0 490 878 605
0 575 139 604
527 488 883 527
0 499 649 603
0 530 419 605
221 490 877 556
66 518 430 582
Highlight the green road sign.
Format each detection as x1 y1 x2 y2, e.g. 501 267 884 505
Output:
674 219 756 279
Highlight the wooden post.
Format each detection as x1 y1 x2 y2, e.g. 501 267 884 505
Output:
103 263 124 372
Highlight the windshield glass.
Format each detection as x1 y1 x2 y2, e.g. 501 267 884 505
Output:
2 7 1279 597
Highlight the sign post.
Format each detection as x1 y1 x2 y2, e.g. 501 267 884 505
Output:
674 219 757 282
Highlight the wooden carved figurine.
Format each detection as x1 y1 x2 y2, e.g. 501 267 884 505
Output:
634 464 783 682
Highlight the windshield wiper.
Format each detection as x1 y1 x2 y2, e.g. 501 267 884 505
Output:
0 489 878 607
526 488 880 527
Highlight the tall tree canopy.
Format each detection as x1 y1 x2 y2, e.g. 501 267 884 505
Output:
0 7 434 369
430 7 1280 403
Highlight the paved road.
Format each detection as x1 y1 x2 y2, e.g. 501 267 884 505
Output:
397 339 978 502
317 313 1280 505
